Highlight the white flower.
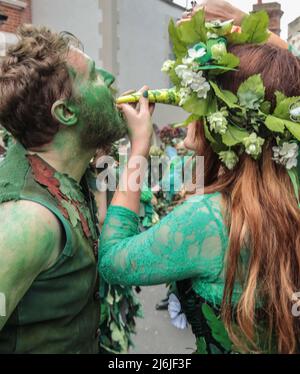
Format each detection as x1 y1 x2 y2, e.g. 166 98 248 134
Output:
168 294 188 330
189 71 211 98
178 87 191 106
182 70 195 87
161 60 175 73
175 64 189 79
272 142 299 170
182 56 194 65
188 47 206 60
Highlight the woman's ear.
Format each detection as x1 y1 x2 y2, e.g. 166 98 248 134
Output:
51 100 78 127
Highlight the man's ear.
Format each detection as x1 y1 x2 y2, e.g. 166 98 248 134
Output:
51 100 78 127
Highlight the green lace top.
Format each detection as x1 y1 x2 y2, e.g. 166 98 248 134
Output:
100 192 243 308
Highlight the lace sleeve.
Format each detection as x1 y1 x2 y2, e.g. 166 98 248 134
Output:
99 193 227 286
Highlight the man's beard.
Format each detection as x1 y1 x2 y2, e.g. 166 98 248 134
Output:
78 96 127 150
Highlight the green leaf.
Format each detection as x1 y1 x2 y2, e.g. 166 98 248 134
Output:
241 10 270 44
275 91 287 107
217 53 240 70
260 101 271 115
60 200 80 228
237 74 265 110
168 19 186 58
204 120 217 144
168 66 181 87
284 119 300 141
196 337 208 354
274 97 300 120
210 81 239 108
222 125 249 146
227 11 270 45
265 115 285 133
209 344 223 354
177 9 206 45
202 304 232 352
227 31 249 44
182 93 217 116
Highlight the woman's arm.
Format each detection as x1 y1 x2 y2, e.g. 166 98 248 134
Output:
100 195 226 286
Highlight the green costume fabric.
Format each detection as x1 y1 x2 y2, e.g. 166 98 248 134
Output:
100 193 247 354
0 143 100 354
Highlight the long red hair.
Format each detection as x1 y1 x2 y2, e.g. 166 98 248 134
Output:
194 43 300 353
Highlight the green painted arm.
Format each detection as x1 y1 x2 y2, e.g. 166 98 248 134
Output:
0 201 63 330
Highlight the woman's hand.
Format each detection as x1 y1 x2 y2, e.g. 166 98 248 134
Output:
177 0 246 26
118 86 154 157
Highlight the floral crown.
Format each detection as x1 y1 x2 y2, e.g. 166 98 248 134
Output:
162 10 300 202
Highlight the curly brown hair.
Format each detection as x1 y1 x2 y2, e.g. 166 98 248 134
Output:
0 25 78 148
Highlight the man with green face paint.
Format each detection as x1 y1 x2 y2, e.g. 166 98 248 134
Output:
0 25 126 353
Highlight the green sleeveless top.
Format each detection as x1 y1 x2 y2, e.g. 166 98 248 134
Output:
0 143 100 354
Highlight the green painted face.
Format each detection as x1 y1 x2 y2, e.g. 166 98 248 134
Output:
68 53 126 149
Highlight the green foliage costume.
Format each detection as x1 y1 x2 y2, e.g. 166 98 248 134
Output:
0 143 100 353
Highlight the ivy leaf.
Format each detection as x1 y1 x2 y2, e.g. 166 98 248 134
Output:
60 200 80 228
110 322 128 352
227 31 249 44
274 97 300 120
202 304 232 352
241 10 270 43
222 125 249 146
210 81 239 108
168 19 186 58
265 115 285 133
237 74 265 110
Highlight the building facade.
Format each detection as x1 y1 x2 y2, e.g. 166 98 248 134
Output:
0 0 31 57
288 16 300 57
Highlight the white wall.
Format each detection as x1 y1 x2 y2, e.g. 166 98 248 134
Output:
117 0 187 126
32 0 102 66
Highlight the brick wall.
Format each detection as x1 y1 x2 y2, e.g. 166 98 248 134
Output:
0 0 31 33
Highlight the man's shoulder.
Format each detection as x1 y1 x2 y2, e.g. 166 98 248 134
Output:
0 200 63 270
